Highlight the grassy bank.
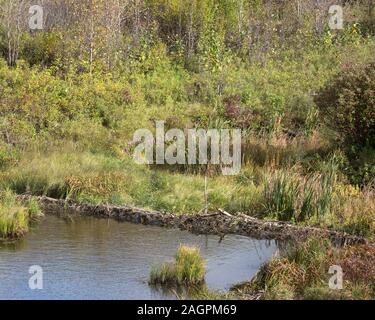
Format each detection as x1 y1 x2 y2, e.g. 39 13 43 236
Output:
0 190 43 240
232 239 375 300
1 145 373 240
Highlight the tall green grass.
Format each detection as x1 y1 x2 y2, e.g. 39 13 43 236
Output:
263 158 338 222
0 190 43 240
264 171 299 221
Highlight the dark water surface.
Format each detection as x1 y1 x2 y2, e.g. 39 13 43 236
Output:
0 215 278 300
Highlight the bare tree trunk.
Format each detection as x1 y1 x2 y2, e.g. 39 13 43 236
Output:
187 1 194 59
237 0 244 49
89 8 94 76
3 0 26 67
134 0 141 44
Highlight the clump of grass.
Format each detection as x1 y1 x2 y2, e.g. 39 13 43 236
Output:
316 158 338 219
150 245 206 286
150 262 177 285
263 171 299 221
26 198 44 223
0 190 43 240
263 158 338 222
175 246 206 284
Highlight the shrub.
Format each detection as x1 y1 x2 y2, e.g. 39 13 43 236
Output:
315 62 375 148
346 146 375 186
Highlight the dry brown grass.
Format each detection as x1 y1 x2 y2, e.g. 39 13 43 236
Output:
249 238 375 300
333 185 375 238
241 131 329 169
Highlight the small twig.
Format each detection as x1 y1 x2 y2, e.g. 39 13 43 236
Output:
218 208 233 217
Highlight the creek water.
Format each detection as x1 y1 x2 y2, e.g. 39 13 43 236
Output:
0 215 279 300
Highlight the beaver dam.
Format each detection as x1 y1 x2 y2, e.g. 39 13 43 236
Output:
22 196 368 245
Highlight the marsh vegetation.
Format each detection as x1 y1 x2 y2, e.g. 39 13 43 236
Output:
0 0 374 299
235 238 375 300
0 190 42 240
150 245 206 286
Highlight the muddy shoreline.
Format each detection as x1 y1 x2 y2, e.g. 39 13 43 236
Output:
17 195 370 246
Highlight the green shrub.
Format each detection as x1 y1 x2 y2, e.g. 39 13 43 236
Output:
315 62 375 148
346 146 375 186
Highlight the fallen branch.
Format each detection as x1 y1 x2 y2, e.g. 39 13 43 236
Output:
218 208 233 218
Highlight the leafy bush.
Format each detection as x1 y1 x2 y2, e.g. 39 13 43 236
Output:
345 146 375 186
315 63 375 148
